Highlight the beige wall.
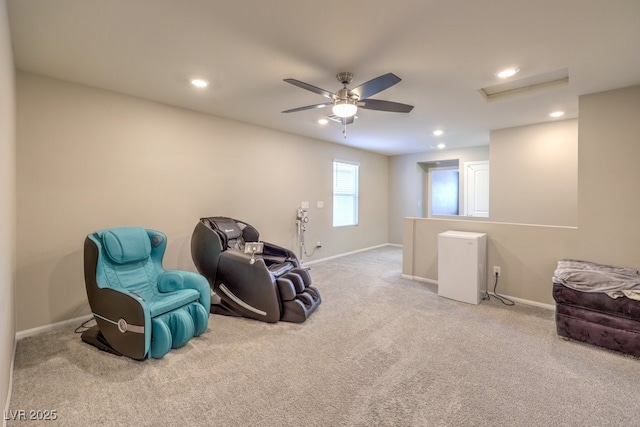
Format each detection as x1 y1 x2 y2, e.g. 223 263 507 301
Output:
16 72 389 332
387 146 490 243
403 218 577 306
1 0 16 413
490 119 577 226
403 85 640 306
575 85 640 266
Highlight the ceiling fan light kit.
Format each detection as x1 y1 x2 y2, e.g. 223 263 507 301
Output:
282 72 414 135
332 99 357 118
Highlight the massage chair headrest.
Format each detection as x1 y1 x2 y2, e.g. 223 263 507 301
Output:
201 217 261 249
96 227 161 264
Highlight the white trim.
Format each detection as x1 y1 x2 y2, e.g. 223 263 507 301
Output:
387 243 403 248
302 243 391 266
494 295 555 311
403 275 555 310
15 314 93 341
402 274 438 285
405 216 577 230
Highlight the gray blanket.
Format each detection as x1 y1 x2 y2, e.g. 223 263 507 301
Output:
553 259 640 301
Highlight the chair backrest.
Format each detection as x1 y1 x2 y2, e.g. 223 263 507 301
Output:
90 227 166 300
202 217 245 250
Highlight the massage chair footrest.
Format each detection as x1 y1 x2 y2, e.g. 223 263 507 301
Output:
280 286 322 323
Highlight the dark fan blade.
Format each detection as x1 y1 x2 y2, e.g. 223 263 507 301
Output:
282 102 333 113
349 73 401 100
283 79 335 99
358 99 414 113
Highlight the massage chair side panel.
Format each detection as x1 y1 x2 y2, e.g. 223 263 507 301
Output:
217 251 282 323
84 236 149 360
191 219 282 323
191 221 223 288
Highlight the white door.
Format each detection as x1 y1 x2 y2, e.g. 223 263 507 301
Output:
465 161 489 217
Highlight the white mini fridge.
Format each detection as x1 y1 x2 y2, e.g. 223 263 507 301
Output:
438 231 487 305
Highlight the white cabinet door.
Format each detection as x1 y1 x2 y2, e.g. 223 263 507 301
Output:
465 161 489 217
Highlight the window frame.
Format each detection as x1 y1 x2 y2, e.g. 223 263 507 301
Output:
332 160 359 227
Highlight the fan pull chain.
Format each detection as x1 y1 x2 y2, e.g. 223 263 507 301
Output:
343 123 347 138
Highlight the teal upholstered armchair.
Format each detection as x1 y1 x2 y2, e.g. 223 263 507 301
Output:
82 227 211 359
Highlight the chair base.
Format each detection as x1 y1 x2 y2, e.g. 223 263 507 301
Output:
80 325 123 357
210 300 244 318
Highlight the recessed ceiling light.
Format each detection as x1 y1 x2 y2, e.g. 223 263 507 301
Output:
318 118 329 125
496 67 520 79
437 143 446 149
433 129 444 136
549 111 565 118
190 78 209 88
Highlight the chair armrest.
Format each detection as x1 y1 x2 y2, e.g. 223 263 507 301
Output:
89 287 151 360
158 270 211 312
217 250 281 323
261 242 299 267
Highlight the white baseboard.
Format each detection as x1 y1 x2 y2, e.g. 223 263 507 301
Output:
402 274 438 285
15 314 93 341
498 295 555 311
302 243 394 266
402 275 555 311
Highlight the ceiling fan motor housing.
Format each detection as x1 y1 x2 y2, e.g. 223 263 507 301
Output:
336 72 354 86
336 87 358 102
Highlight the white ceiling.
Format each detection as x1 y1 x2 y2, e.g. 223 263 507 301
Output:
7 0 640 155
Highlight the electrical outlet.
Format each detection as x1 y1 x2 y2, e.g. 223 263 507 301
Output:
493 266 501 276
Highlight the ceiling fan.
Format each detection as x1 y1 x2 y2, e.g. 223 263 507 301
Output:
282 72 414 136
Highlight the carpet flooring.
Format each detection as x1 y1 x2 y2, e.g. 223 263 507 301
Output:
7 246 640 426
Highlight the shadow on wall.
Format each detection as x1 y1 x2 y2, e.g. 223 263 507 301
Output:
170 231 200 273
17 249 89 331
50 249 90 323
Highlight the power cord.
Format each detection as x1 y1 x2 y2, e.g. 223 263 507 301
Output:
300 229 320 257
485 272 515 306
302 234 321 258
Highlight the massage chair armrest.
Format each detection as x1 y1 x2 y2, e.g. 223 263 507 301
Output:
219 248 267 268
158 270 212 311
260 242 300 267
217 250 281 322
89 287 151 360
218 250 276 285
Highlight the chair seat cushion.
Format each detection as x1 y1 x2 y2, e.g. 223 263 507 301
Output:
148 289 200 318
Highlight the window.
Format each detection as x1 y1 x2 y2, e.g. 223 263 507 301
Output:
333 160 359 227
429 167 459 216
